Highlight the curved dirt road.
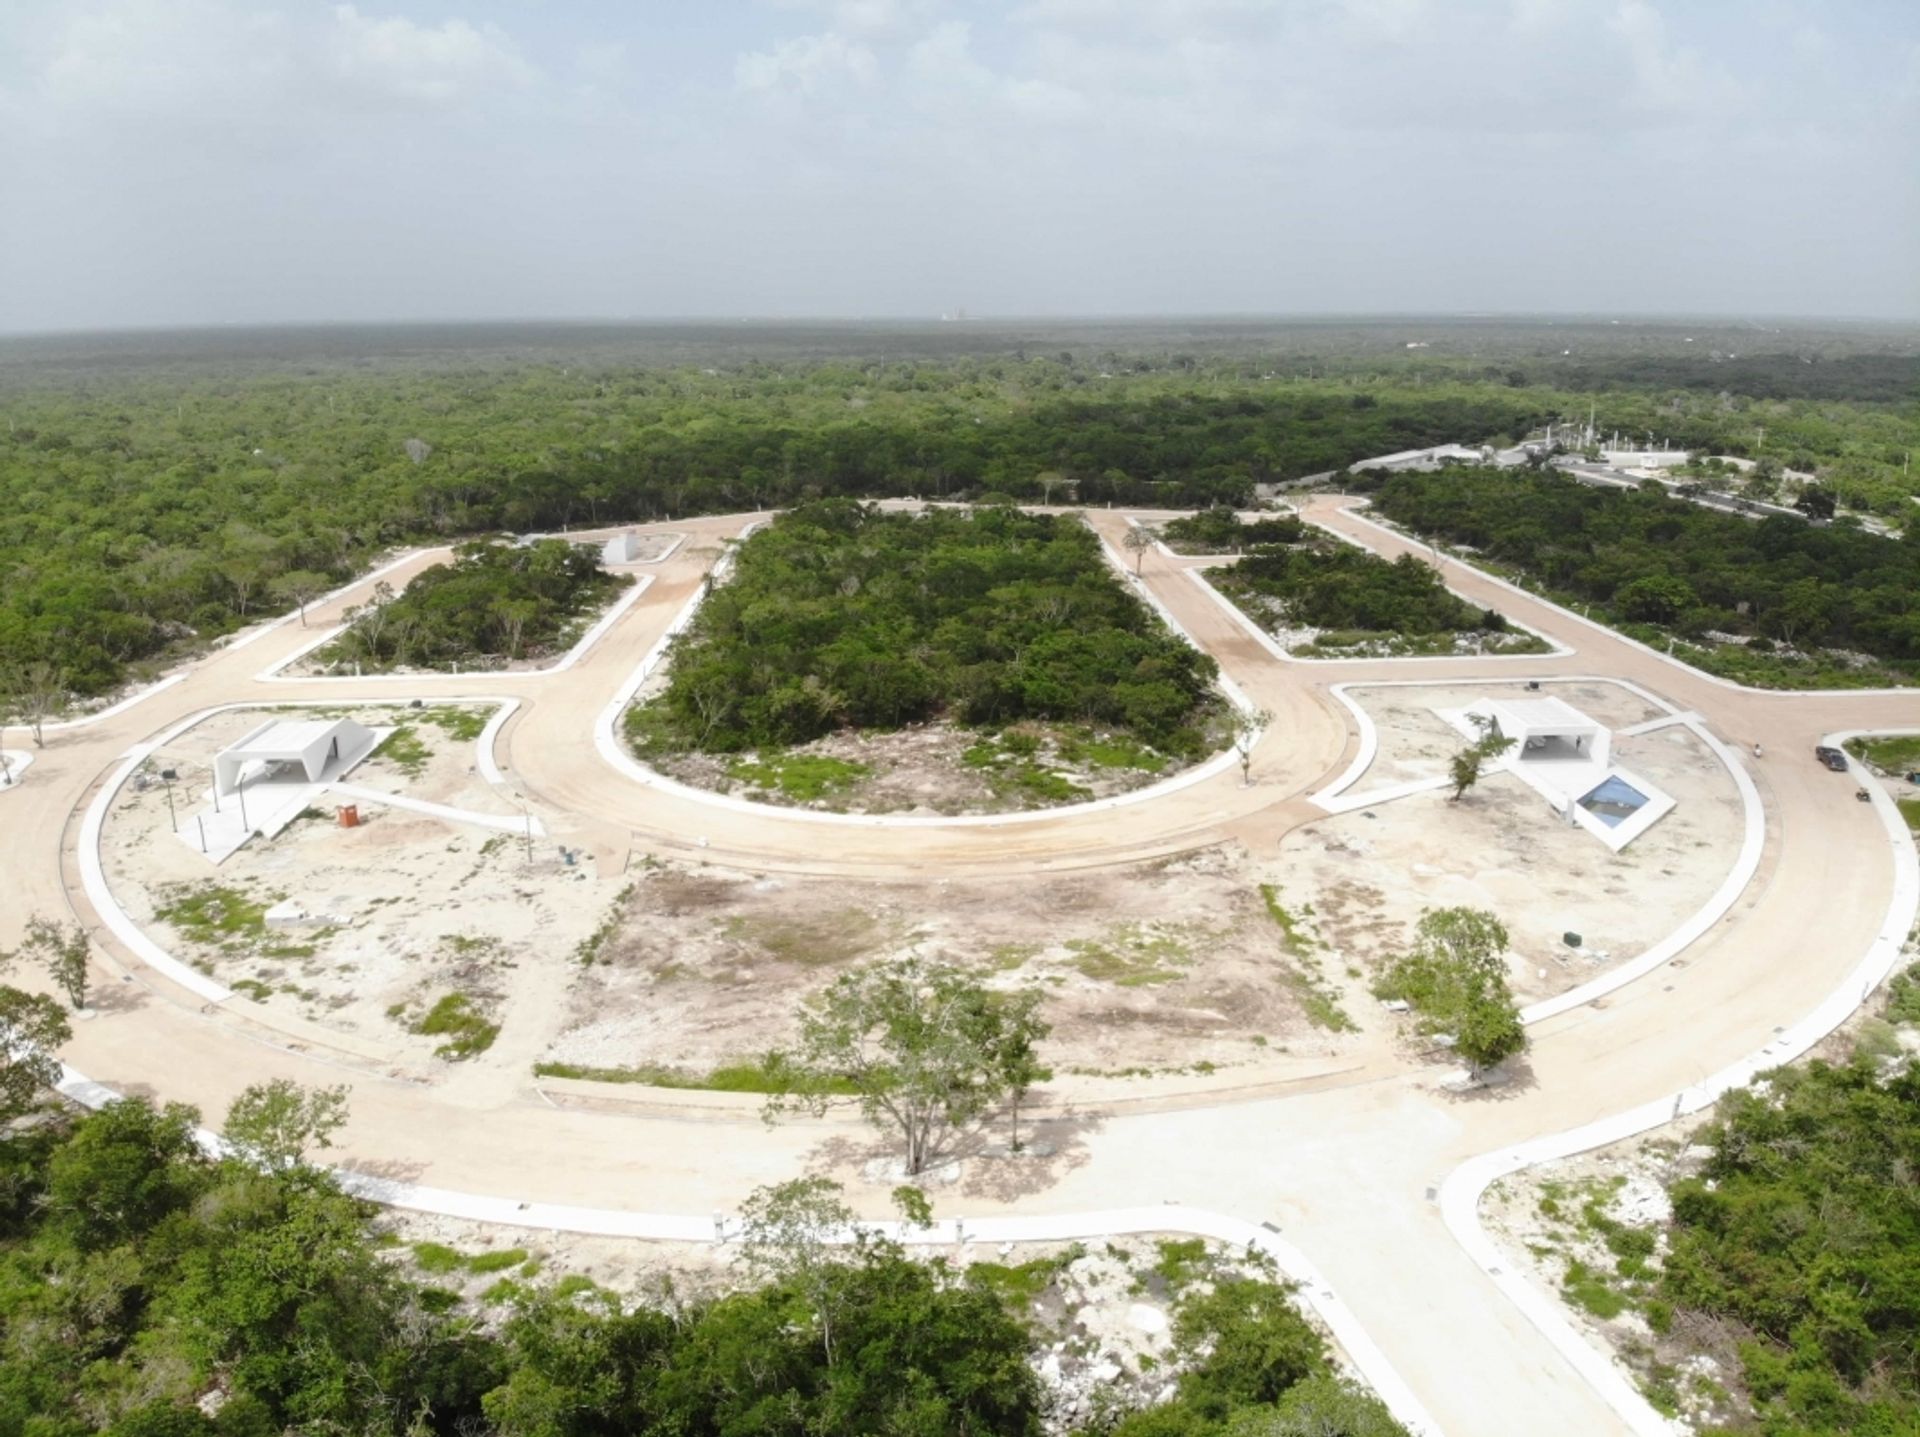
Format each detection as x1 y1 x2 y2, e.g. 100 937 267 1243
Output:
8 500 1915 1436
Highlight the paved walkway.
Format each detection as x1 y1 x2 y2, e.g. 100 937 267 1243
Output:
7 502 1916 1436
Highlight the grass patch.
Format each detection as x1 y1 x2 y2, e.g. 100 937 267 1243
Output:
1562 1259 1631 1319
411 1242 464 1275
726 752 871 803
721 909 889 967
1257 884 1356 1033
1151 1237 1210 1291
418 706 491 742
1054 728 1168 774
1887 968 1920 1025
968 1253 1072 1313
986 942 1041 972
467 1248 529 1275
1066 923 1196 986
155 883 272 945
573 883 633 966
411 992 500 1061
376 725 431 776
532 1058 858 1096
1898 797 1920 834
1845 734 1920 772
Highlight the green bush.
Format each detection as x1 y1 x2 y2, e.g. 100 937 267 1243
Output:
628 501 1221 757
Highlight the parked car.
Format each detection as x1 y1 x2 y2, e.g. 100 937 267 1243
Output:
1814 745 1849 772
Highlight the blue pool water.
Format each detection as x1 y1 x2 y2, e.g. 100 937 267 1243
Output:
1578 775 1650 828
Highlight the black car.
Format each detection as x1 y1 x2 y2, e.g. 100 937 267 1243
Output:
1814 745 1849 772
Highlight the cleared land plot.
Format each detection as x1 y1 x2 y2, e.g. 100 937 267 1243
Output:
1292 682 1745 1006
636 715 1204 815
101 703 621 1066
542 844 1380 1091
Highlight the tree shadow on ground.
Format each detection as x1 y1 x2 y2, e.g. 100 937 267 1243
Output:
81 976 149 1016
800 1104 1105 1206
955 1105 1104 1203
335 1156 429 1186
1439 1056 1540 1103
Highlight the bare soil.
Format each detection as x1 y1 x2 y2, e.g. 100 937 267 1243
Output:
101 703 623 1068
1305 681 1745 1005
642 716 1221 816
548 842 1374 1082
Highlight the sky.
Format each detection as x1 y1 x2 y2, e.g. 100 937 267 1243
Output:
0 0 1915 332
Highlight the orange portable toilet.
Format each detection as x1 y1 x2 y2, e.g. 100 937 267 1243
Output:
338 804 360 828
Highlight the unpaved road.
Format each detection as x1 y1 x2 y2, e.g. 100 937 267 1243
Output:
7 500 1914 1436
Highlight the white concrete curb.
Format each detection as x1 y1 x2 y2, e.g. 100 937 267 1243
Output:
1309 675 1766 1026
1335 503 1920 699
38 673 190 733
1185 563 1572 667
41 1054 1438 1437
258 575 654 682
591 521 1256 831
77 697 521 1006
1439 727 1920 1437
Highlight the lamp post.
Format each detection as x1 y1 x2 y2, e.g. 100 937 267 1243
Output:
160 768 178 833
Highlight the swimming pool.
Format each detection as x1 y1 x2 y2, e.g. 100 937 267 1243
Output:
1577 774 1651 828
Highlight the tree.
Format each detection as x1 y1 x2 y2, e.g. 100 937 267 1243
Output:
222 1078 351 1172
735 1177 858 1366
5 915 91 1009
1123 524 1156 575
764 955 1012 1176
0 985 70 1120
976 988 1051 1153
1234 707 1273 788
1222 1374 1410 1435
1374 907 1526 1079
1795 483 1837 520
269 569 331 627
1448 714 1516 802
2 659 66 748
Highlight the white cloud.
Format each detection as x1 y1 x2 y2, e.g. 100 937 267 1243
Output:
735 31 877 95
327 5 535 103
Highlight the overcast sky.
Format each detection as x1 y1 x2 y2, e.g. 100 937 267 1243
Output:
1 0 1915 332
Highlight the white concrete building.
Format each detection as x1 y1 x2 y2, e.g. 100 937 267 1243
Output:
1477 697 1609 770
214 718 378 798
1441 695 1673 852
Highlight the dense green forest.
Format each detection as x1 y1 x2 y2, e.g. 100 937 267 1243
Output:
1211 540 1537 658
1367 468 1920 686
630 501 1221 758
319 539 622 671
1157 509 1306 553
2 318 1913 701
1659 1056 1920 1434
0 1098 1406 1437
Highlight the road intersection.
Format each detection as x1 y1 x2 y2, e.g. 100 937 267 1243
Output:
8 499 1916 1436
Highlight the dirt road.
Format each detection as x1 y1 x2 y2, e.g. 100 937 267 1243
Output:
8 500 1913 1436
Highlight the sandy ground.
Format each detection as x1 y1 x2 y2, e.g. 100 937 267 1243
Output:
27 505 1920 1437
1298 681 1746 1006
369 1208 1340 1434
641 717 1221 815
548 842 1375 1083
101 703 624 1068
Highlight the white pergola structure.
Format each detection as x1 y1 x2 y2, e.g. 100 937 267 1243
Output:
1440 693 1673 852
1477 697 1609 770
214 718 377 798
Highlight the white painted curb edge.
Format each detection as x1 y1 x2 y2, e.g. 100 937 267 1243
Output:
1439 729 1920 1437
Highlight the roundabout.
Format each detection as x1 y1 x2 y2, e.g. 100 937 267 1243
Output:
10 499 1918 1437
